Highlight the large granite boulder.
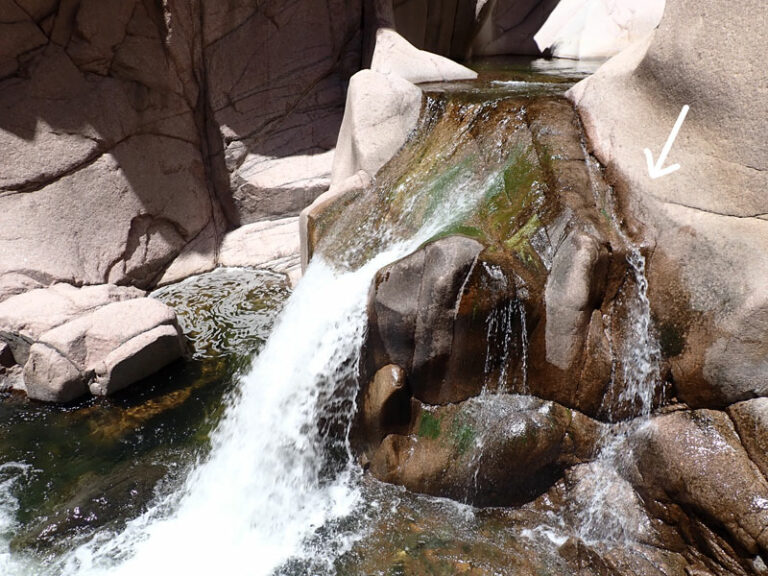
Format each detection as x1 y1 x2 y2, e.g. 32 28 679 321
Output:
206 0 363 226
328 69 422 188
369 393 604 506
568 0 768 408
370 28 477 84
0 283 185 402
630 410 768 557
0 1 220 298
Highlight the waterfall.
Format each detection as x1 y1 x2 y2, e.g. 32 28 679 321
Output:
0 97 507 575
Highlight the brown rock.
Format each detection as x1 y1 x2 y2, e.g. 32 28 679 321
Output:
568 0 768 407
631 410 768 556
728 399 768 482
366 236 485 404
370 394 603 506
358 364 410 451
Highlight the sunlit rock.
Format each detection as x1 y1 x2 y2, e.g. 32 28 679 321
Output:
329 69 422 188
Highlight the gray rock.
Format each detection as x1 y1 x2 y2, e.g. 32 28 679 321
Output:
544 230 606 370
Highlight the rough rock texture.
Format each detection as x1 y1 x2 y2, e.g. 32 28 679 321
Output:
209 0 363 226
366 236 485 404
369 394 604 506
345 94 638 420
0 283 144 365
568 0 768 408
631 410 768 558
329 69 422 188
0 1 220 297
0 0 363 299
0 284 184 402
158 217 302 288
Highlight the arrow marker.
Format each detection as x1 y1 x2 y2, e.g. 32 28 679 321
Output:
643 105 689 180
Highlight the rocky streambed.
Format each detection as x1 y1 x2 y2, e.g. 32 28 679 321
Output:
1 53 768 576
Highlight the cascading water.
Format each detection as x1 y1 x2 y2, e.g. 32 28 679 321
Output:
0 93 519 575
575 147 664 545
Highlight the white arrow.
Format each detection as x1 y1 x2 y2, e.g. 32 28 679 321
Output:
643 105 689 180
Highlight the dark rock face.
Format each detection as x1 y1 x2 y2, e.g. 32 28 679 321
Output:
0 0 361 299
366 236 485 404
359 95 643 421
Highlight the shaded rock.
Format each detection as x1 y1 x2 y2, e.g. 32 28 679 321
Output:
0 283 144 364
0 340 14 368
157 217 302 288
370 27 477 84
23 344 87 403
204 0 362 227
366 235 485 404
630 410 768 556
533 0 665 59
329 69 422 188
568 0 768 408
358 364 410 451
375 0 478 60
370 394 604 506
230 150 334 225
155 222 219 287
472 0 563 56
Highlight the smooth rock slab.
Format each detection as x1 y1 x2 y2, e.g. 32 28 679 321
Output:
370 28 477 84
330 69 422 187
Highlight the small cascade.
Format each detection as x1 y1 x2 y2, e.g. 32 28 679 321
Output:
575 143 664 544
481 264 530 396
0 92 533 576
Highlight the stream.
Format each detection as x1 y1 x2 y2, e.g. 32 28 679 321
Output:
0 57 666 576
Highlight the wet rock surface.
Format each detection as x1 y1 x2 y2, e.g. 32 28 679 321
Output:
568 0 768 409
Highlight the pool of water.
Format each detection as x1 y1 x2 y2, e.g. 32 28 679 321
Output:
0 268 290 564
